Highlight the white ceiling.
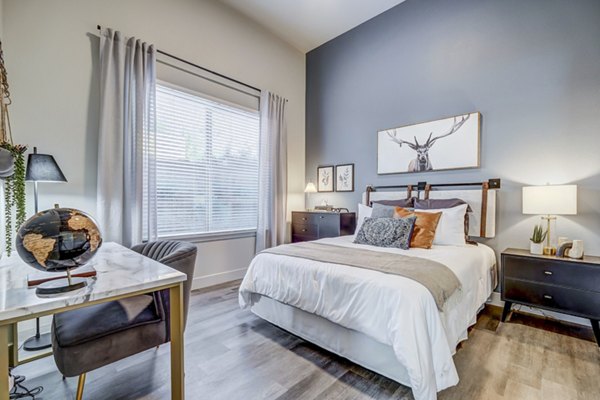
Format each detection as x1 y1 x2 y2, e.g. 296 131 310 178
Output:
219 0 407 53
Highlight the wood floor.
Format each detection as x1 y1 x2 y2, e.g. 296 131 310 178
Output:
12 281 600 399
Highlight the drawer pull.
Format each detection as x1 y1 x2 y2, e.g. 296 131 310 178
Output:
319 216 325 219
302 217 307 221
543 294 553 300
544 271 553 276
302 229 307 232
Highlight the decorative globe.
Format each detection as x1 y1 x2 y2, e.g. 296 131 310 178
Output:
16 207 103 272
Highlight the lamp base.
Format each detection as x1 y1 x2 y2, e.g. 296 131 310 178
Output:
23 332 52 351
35 277 87 295
543 246 556 256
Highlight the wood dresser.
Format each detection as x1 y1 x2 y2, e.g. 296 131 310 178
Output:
291 211 356 243
501 248 600 346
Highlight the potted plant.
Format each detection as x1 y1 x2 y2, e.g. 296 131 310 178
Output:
1 41 27 255
530 224 547 255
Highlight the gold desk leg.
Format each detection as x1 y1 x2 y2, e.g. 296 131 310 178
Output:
170 283 185 400
8 324 17 367
0 325 10 400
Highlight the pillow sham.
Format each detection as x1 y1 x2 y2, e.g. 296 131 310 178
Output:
372 197 415 208
354 216 416 250
355 203 373 234
394 207 442 249
414 198 472 243
414 204 469 246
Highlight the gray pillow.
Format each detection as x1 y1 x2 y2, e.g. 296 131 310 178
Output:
354 216 416 250
414 198 472 212
372 198 415 208
371 203 396 218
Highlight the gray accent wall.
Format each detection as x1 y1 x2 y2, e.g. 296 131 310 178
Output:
306 0 600 256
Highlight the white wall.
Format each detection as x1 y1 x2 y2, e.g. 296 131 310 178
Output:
2 0 305 288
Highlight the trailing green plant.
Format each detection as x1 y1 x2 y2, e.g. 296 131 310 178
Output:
0 41 27 256
530 224 547 244
1 143 27 255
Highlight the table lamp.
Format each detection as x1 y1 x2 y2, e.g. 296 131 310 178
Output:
304 182 317 211
522 184 577 255
22 147 67 351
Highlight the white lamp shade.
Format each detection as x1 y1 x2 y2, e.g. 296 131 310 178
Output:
522 185 577 215
304 182 317 193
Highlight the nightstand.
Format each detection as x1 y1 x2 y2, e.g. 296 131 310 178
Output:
291 211 356 243
501 248 600 346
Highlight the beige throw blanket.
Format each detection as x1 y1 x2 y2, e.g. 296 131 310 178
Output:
263 242 461 310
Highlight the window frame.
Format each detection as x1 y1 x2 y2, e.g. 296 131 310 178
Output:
151 80 260 241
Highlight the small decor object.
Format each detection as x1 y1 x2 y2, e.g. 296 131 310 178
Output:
556 241 573 257
16 206 102 295
335 163 354 192
377 112 480 174
529 224 547 255
317 165 334 192
1 40 28 255
522 184 577 255
568 240 584 259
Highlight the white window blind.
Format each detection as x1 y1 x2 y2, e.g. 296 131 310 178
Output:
149 84 260 238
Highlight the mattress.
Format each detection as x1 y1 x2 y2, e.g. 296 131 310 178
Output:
239 235 497 400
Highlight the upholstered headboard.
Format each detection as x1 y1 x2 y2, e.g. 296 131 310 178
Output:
363 179 500 238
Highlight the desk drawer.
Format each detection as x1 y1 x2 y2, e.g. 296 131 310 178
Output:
504 278 600 319
503 255 600 293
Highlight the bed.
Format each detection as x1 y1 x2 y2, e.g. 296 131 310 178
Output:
239 180 500 400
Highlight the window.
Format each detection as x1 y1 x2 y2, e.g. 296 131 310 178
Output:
149 84 260 238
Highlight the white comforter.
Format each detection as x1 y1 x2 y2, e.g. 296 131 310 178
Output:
239 236 496 400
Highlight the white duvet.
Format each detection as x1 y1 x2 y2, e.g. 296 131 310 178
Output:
239 236 496 400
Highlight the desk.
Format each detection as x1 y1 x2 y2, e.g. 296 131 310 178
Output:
0 242 187 400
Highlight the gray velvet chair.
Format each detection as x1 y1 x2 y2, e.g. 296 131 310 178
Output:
51 241 197 400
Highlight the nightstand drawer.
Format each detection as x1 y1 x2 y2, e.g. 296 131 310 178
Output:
504 278 600 319
503 255 600 293
292 223 318 236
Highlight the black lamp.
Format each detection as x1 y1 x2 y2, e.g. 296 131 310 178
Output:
22 147 67 351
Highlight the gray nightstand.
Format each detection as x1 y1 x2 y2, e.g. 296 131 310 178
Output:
501 248 600 346
291 211 356 243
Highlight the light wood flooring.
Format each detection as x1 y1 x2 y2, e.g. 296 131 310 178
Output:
12 281 600 399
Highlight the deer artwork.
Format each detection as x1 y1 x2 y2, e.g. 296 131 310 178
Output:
387 114 470 172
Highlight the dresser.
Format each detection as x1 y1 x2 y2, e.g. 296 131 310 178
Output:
501 248 600 346
291 211 356 243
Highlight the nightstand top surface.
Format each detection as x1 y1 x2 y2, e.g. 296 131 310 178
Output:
502 248 600 265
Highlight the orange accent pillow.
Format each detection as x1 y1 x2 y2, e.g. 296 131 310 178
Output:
394 207 442 249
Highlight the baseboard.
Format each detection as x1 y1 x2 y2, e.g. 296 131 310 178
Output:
487 292 591 327
192 267 248 290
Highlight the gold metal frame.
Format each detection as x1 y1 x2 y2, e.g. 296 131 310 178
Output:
0 281 185 400
376 111 482 175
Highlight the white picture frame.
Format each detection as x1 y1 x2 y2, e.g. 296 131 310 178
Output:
377 112 481 174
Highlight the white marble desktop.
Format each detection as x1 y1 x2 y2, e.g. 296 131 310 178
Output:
0 242 187 322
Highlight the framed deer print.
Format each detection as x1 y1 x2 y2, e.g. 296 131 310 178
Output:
335 164 354 192
377 112 480 174
317 165 334 192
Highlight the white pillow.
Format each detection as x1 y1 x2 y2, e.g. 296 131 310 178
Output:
417 204 468 246
355 203 372 235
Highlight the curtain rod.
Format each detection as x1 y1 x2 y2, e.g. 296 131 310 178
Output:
96 25 262 94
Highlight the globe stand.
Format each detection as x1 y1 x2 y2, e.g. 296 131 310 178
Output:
36 269 87 295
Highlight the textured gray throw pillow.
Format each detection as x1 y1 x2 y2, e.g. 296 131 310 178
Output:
354 216 416 250
370 203 396 218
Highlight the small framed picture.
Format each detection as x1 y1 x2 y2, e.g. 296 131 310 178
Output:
317 165 334 192
335 164 354 192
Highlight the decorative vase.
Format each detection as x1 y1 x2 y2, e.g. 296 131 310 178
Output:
568 240 584 259
530 241 544 255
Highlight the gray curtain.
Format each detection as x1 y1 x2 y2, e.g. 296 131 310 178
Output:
256 91 288 253
97 28 157 247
